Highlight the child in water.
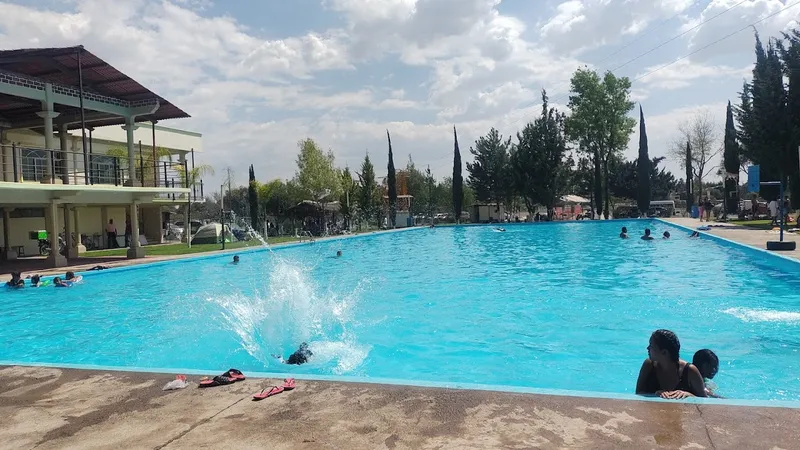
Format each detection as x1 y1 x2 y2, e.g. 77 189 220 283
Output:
693 349 722 398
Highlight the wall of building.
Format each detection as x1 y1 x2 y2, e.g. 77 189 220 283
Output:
1 206 128 255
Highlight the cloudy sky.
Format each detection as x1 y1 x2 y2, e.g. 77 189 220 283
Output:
1 0 798 189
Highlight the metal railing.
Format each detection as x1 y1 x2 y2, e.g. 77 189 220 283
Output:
0 144 203 199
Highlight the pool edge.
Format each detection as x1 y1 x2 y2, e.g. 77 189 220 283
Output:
2 360 798 409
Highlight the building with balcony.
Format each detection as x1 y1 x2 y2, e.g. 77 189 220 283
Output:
0 46 204 269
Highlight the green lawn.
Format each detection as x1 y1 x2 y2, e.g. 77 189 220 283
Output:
82 236 305 257
726 219 774 230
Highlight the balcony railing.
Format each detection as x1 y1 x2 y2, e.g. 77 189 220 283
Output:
0 143 204 200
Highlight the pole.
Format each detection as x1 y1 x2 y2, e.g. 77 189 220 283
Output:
780 179 785 242
152 121 158 184
220 184 226 250
77 46 89 185
138 140 144 187
88 127 93 184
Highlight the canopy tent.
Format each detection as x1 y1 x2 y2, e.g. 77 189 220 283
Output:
287 200 340 218
560 195 590 204
190 222 238 245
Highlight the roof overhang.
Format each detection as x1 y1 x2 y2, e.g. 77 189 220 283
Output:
0 182 190 206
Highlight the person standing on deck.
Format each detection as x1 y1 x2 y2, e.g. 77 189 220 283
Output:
106 219 118 249
125 217 132 248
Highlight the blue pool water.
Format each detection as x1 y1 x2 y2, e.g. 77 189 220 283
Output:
2 220 800 401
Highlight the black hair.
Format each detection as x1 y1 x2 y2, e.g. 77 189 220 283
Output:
651 329 680 363
621 227 627 233
31 275 41 283
693 349 719 379
645 228 651 235
663 231 671 238
66 271 75 279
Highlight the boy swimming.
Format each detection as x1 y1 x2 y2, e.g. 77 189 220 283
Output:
693 349 722 398
273 342 313 365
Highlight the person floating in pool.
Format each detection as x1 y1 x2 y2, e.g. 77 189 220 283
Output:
693 349 723 398
619 227 628 239
635 329 706 399
495 227 506 232
232 255 240 265
273 342 313 365
641 229 654 241
662 231 671 240
52 277 72 288
690 231 700 238
5 271 24 288
65 271 82 283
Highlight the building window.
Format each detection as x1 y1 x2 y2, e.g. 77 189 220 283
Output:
20 148 47 182
90 155 117 184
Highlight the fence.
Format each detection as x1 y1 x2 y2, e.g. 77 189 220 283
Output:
0 144 200 197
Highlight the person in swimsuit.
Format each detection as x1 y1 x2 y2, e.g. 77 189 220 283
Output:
6 271 24 288
662 231 671 239
635 329 706 399
641 228 654 241
619 227 628 239
273 342 313 365
690 231 700 238
53 277 72 288
30 274 42 287
693 349 722 398
65 271 82 283
232 255 240 265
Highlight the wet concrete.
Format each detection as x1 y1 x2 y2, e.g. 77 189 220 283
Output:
1 366 798 449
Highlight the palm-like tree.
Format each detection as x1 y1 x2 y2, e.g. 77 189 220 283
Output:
176 163 215 198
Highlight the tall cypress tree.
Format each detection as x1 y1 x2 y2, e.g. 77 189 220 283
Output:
723 101 740 215
386 130 397 228
636 105 651 216
453 126 463 222
685 141 693 211
247 164 259 230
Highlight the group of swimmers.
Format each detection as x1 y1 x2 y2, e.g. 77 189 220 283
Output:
637 329 721 398
5 271 83 288
620 227 700 240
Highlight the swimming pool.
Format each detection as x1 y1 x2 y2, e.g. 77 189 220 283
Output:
2 220 800 401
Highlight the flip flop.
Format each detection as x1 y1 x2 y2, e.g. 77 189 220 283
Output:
283 378 296 391
198 375 235 388
253 385 284 400
224 368 246 381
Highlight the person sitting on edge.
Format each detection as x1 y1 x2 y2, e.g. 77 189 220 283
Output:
635 329 706 399
693 349 722 398
641 228 654 241
53 277 72 288
232 255 240 265
5 271 24 288
663 231 671 239
65 271 82 283
620 227 629 239
273 342 313 365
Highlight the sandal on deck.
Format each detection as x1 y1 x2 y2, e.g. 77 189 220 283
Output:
253 385 284 400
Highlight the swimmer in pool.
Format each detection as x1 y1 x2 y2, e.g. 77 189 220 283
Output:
620 227 629 239
663 231 671 239
635 329 706 399
30 274 42 287
6 271 24 288
495 227 506 232
65 271 82 283
690 231 700 238
232 255 240 265
272 342 313 365
53 277 72 288
641 228 654 241
693 349 723 398
336 250 342 257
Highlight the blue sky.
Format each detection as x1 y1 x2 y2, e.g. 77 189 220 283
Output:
1 0 799 189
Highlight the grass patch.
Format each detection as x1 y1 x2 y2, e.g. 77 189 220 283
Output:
726 220 774 230
83 237 301 257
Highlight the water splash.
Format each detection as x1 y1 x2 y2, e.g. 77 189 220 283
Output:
206 252 370 373
722 307 800 324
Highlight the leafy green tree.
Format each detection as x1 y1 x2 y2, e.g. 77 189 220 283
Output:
356 154 380 228
425 165 435 221
248 164 259 229
452 126 464 222
566 68 636 219
405 156 428 217
387 131 397 228
723 101 741 215
467 127 511 212
637 106 651 216
295 138 342 202
511 90 570 218
339 167 357 229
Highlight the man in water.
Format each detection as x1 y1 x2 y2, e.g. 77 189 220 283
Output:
232 255 240 264
620 227 629 239
662 231 671 239
273 342 313 365
641 228 654 241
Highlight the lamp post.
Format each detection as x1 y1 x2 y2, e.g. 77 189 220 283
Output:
220 184 226 251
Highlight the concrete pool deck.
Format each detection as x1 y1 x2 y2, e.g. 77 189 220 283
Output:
1 366 798 450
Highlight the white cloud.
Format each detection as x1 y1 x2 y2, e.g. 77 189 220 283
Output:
637 59 751 89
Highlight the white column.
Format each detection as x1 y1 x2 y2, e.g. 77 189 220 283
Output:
58 123 71 185
68 206 85 257
100 206 108 249
127 201 145 259
37 83 60 184
2 208 16 260
63 204 73 259
46 201 67 267
122 117 137 186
